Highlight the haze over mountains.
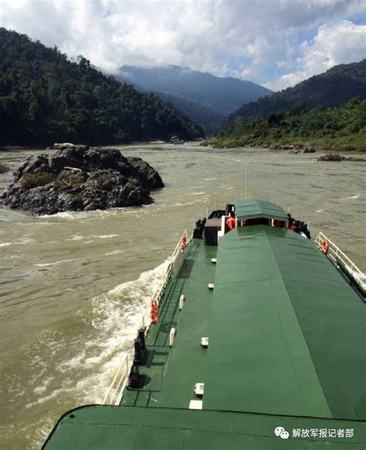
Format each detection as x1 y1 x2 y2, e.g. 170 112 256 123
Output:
116 65 272 133
234 59 366 121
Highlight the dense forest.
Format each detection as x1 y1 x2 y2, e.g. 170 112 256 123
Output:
155 91 227 135
212 98 366 151
234 60 366 122
0 28 203 146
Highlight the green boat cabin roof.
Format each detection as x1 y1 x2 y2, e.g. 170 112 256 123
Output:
205 226 366 419
234 199 288 222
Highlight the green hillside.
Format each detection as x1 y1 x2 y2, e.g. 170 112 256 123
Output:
234 60 366 122
0 28 203 146
155 91 227 135
212 98 366 151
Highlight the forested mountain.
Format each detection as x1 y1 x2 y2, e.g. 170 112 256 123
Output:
153 91 226 135
116 65 271 132
0 28 203 146
213 98 366 151
234 60 366 121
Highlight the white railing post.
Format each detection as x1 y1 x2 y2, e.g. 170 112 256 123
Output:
315 231 364 285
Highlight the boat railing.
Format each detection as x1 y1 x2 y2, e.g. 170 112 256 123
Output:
102 229 190 406
102 354 132 406
315 231 363 277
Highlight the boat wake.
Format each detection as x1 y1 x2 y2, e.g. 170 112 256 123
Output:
87 258 170 402
19 260 169 449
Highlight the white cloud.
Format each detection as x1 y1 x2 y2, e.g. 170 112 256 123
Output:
0 0 365 87
269 20 366 90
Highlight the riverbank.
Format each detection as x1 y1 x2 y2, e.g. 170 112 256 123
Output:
208 98 366 152
0 139 202 153
204 136 366 152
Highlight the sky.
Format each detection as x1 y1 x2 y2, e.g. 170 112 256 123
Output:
1 0 366 91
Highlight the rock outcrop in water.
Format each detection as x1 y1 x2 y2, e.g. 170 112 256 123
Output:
0 145 164 215
318 153 366 162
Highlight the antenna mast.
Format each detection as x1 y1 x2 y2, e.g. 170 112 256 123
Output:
245 167 248 200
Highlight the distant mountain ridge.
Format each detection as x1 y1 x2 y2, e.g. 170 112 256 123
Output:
0 28 203 146
116 65 271 132
234 59 366 121
154 91 227 134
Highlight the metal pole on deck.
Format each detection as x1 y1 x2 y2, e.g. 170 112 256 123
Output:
245 167 248 200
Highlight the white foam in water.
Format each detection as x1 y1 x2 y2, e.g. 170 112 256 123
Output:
12 238 35 245
67 234 119 242
339 194 361 201
40 206 145 220
104 250 123 256
69 234 85 241
171 198 208 208
34 259 74 267
91 260 169 336
27 259 170 409
87 259 170 400
16 259 169 450
38 210 98 220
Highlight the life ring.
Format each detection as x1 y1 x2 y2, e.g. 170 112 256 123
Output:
321 239 329 255
181 235 187 250
150 299 159 325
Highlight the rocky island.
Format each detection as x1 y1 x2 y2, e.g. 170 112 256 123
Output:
0 144 164 215
318 153 366 162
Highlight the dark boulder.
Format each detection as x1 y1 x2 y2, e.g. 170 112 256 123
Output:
0 145 163 215
318 153 345 162
128 157 164 189
303 147 316 153
318 153 366 162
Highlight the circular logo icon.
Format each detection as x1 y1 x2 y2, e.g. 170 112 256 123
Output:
280 430 289 440
274 426 290 439
274 426 285 437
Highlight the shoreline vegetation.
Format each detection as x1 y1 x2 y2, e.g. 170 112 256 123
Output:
206 98 366 152
0 138 203 154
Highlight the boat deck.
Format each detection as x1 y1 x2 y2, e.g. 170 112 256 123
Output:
122 238 217 409
44 224 366 449
45 405 366 449
123 227 366 420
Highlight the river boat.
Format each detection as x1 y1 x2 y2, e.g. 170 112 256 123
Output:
43 199 366 449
